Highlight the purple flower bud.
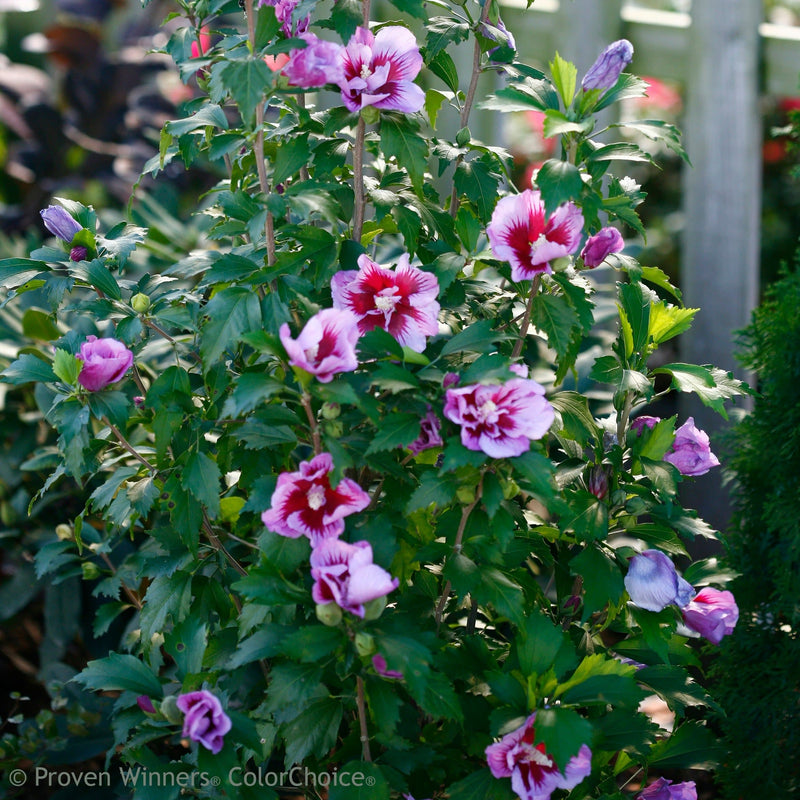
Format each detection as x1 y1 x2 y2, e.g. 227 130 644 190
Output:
137 695 156 714
133 396 145 408
587 465 609 499
630 415 660 435
479 17 516 61
581 39 634 91
70 246 88 262
663 417 720 476
77 335 134 391
40 205 82 244
443 372 460 389
176 690 231 754
625 549 695 612
580 227 624 268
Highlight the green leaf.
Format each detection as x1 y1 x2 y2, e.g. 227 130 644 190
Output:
273 134 311 184
166 103 229 136
1 353 56 385
74 653 163 698
263 663 326 715
427 50 459 94
328 763 390 800
281 697 343 767
532 292 580 358
481 78 559 113
454 158 500 222
534 707 594 771
22 308 60 341
570 545 624 619
221 373 284 417
441 318 504 357
549 52 577 107
406 471 458 512
0 258 48 288
220 57 272 123
542 109 593 138
651 363 749 418
474 568 526 626
425 16 470 59
52 348 82 384
380 115 428 193
637 665 714 715
278 626 344 662
515 611 569 676
535 159 583 215
84 258 122 300
200 287 263 368
619 282 650 356
648 721 724 770
318 0 360 41
365 413 424 455
648 302 697 345
181 450 222 517
448 769 516 800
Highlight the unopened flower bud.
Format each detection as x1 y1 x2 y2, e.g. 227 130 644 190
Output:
456 485 476 505
587 466 609 500
137 695 157 714
324 420 344 438
55 524 73 541
354 632 376 657
70 246 88 262
501 478 520 500
316 602 343 627
81 562 101 581
321 402 341 420
131 293 151 313
363 595 387 621
581 39 634 91
159 695 183 725
456 126 471 147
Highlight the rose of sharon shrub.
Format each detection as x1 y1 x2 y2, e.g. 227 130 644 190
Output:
76 336 134 391
176 690 231 754
486 714 592 800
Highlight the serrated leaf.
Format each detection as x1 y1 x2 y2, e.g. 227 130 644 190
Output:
570 545 624 619
365 413 424 454
454 158 500 222
648 302 697 345
532 292 580 358
648 721 723 770
1 353 57 385
534 707 594 771
380 116 428 193
651 363 749 418
181 450 221 517
52 348 82 384
281 698 343 767
220 58 272 122
535 159 583 215
200 287 263 368
549 52 577 107
74 653 163 698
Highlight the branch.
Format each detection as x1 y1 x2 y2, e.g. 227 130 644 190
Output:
511 274 542 360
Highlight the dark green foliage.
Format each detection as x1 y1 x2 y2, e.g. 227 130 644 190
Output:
714 261 800 798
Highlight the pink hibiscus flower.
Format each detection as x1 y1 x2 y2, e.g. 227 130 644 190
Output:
486 714 592 800
443 378 555 458
331 254 440 352
310 538 399 618
261 453 370 545
338 26 424 113
487 189 584 281
279 308 360 383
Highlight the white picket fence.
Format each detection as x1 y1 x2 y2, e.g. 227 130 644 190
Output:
497 0 800 530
